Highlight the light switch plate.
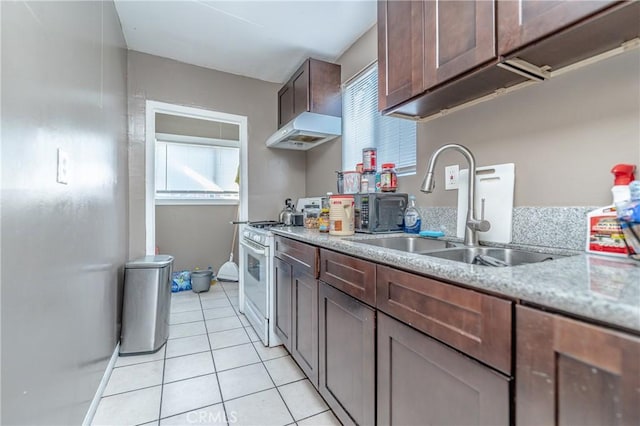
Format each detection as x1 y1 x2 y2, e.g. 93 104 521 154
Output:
57 148 69 184
445 165 459 190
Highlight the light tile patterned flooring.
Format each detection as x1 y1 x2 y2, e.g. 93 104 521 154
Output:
92 281 341 426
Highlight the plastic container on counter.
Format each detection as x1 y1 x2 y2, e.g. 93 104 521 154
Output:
342 171 361 194
304 205 320 229
329 194 355 236
362 171 376 193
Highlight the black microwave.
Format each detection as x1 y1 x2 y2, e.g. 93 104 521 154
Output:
354 193 408 233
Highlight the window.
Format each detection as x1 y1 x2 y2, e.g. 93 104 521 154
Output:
342 63 417 175
155 133 239 204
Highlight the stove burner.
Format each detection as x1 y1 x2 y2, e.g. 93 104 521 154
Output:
249 221 282 229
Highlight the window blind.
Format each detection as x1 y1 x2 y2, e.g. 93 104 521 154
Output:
342 64 416 175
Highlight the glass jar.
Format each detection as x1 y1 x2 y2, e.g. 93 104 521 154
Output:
303 205 320 229
380 163 398 192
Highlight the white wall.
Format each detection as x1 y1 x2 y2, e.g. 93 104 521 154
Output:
1 1 128 423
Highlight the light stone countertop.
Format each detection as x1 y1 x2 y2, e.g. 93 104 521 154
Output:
271 227 640 334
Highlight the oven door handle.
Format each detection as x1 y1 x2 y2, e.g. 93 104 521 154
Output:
240 239 267 255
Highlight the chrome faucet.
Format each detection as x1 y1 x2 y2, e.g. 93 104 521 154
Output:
420 144 490 246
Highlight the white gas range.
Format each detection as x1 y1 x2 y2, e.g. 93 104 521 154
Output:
239 221 281 347
239 198 323 347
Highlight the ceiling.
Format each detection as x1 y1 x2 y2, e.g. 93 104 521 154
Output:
114 0 377 83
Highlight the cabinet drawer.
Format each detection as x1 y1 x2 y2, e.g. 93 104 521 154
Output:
320 249 376 306
274 236 318 278
376 265 512 374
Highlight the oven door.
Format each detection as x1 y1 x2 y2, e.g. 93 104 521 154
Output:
239 238 269 344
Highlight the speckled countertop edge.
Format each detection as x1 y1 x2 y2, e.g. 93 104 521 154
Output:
271 227 640 333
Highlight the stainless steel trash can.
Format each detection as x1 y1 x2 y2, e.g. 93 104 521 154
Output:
120 255 174 355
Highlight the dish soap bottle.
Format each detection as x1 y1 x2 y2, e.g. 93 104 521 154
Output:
586 163 636 256
403 195 422 234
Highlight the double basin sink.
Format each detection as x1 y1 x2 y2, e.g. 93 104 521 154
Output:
353 236 564 267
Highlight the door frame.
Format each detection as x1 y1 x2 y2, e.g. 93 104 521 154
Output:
144 100 248 255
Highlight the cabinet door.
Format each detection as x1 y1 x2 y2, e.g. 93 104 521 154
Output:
377 0 425 111
273 257 292 351
516 306 640 426
424 0 496 89
377 313 510 425
319 282 375 426
278 84 293 128
498 0 617 56
292 64 309 119
291 266 319 387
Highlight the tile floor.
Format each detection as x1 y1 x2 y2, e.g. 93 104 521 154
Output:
92 281 341 426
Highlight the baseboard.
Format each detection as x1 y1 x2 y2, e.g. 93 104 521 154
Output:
82 342 120 426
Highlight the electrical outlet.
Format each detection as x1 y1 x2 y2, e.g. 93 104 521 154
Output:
445 165 459 190
57 148 69 184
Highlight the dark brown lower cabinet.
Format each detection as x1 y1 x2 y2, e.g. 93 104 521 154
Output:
377 312 511 426
318 282 375 426
291 265 319 387
516 305 640 426
273 256 292 351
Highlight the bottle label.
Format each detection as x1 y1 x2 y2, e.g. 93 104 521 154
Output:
405 211 419 227
588 215 628 254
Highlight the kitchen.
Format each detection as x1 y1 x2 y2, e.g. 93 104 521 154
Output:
2 1 639 426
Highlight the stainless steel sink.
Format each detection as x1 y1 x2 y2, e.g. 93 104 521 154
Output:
422 246 564 267
353 236 454 253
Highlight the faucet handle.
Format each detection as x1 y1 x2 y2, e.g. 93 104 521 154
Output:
468 218 491 232
469 199 491 232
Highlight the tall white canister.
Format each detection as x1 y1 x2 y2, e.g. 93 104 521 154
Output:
329 194 355 236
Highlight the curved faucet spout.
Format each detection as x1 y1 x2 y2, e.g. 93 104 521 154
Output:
420 143 490 246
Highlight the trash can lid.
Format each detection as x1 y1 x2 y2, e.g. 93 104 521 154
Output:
126 255 174 269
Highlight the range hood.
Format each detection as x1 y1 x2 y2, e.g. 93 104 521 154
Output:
265 112 341 151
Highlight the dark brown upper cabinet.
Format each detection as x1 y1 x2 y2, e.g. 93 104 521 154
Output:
498 0 618 56
498 0 640 73
277 58 342 129
378 0 640 119
516 305 640 426
377 0 426 111
423 0 496 90
378 0 524 118
378 0 497 109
